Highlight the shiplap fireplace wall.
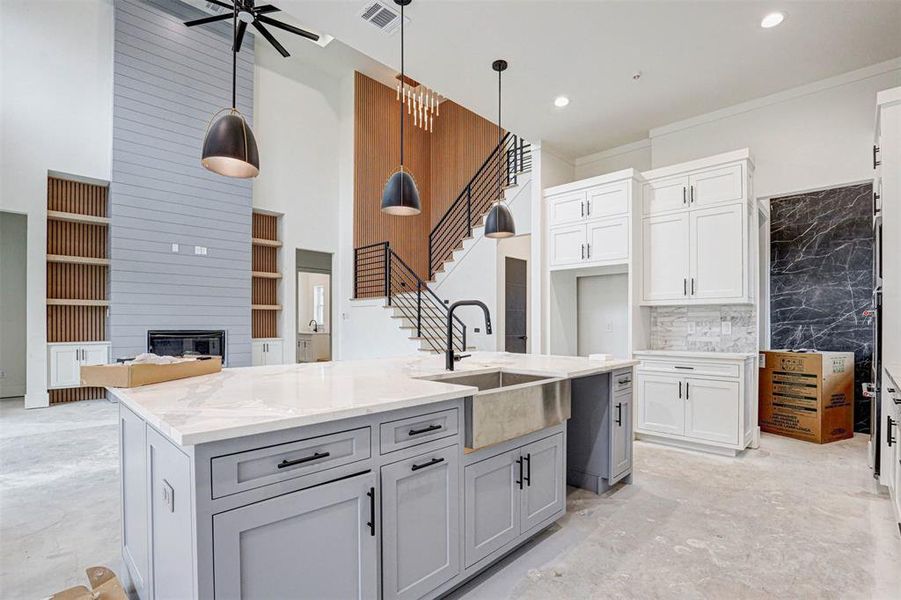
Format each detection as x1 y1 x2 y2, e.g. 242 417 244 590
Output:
109 0 254 365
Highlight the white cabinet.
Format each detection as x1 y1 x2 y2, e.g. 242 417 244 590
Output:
642 213 690 301
586 181 629 218
549 224 587 267
252 339 283 366
690 204 745 301
634 352 756 455
547 191 587 226
642 175 689 215
586 217 630 263
610 394 632 480
48 342 110 389
689 163 744 208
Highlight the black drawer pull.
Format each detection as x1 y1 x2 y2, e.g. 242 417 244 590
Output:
617 377 631 386
277 451 330 469
411 457 445 472
409 424 442 436
515 456 523 489
674 366 694 370
615 402 623 426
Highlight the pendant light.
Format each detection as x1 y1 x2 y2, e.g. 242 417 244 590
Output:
485 59 515 239
201 4 259 179
381 0 421 216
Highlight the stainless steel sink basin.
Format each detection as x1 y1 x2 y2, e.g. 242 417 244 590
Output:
430 370 571 450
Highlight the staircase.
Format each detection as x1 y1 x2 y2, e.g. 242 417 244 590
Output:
353 133 532 354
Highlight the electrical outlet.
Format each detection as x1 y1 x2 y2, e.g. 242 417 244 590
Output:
0 369 5 379
605 321 614 332
721 320 732 335
162 479 175 513
171 243 179 253
194 246 207 256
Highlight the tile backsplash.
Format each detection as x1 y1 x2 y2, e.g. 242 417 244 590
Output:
649 305 757 353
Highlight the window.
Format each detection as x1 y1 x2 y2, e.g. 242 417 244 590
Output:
313 285 325 326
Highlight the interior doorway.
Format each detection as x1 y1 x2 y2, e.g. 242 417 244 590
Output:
504 257 528 353
0 211 27 399
296 249 332 363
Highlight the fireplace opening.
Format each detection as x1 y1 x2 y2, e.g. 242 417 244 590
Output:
147 330 226 365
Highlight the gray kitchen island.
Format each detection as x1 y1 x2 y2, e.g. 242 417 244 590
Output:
111 352 636 600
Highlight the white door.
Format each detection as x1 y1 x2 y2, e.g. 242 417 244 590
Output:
463 451 520 567
547 191 587 226
49 345 81 388
688 163 743 208
549 224 586 268
637 374 684 436
642 175 689 216
264 340 283 365
642 213 690 301
586 216 629 264
251 341 265 366
519 433 565 532
586 182 628 219
684 377 740 445
80 343 109 366
690 204 745 301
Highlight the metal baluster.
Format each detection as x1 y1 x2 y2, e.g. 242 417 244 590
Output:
416 281 422 338
466 185 472 237
385 245 391 305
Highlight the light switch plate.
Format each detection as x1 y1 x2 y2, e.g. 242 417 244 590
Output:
171 243 179 253
162 479 175 513
721 320 732 335
194 246 207 256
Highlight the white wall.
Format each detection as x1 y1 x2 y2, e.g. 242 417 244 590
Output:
338 299 421 359
0 0 114 407
0 212 28 398
573 140 652 180
577 274 629 359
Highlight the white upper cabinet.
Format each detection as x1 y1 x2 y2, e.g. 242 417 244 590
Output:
586 181 629 219
547 191 587 227
639 150 754 304
587 216 629 263
549 224 587 267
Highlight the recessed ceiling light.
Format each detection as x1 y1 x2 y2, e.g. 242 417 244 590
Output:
554 96 570 108
760 12 785 28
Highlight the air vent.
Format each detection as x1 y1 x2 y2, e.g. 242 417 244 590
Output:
359 1 406 34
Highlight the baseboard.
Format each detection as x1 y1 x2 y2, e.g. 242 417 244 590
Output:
636 432 742 457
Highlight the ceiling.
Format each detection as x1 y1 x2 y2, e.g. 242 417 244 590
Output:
274 1 901 159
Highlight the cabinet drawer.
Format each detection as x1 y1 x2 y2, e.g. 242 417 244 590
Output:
613 369 633 392
380 408 458 454
211 427 371 499
638 360 741 379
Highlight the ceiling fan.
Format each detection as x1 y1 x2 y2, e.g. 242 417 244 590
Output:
184 0 319 57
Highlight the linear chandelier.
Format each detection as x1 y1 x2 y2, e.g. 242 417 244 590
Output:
396 75 441 133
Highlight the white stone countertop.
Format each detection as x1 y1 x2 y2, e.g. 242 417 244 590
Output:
108 352 637 447
633 350 758 360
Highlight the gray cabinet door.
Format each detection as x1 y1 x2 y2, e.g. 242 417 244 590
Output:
520 433 565 532
464 450 520 567
119 406 149 600
610 395 632 483
381 445 460 600
213 472 377 600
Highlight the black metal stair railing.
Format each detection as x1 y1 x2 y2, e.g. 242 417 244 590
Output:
353 242 466 353
428 133 531 279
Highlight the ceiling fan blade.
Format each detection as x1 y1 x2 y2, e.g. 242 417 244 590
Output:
254 5 281 15
252 20 290 57
184 13 232 27
234 19 248 52
257 14 319 42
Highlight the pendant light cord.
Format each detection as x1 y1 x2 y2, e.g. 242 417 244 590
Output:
497 66 502 202
231 4 237 109
399 1 405 169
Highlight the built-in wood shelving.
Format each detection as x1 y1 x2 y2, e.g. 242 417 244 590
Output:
46 176 109 404
252 211 281 339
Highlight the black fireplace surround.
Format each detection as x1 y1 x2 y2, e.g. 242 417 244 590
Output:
147 330 226 365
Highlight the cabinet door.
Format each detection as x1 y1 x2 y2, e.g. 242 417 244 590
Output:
549 224 587 268
684 378 740 445
264 340 283 365
464 451 520 567
213 472 377 600
688 163 743 208
586 216 629 264
251 341 265 366
642 213 690 301
690 203 745 301
587 181 628 219
119 406 148 600
548 191 587 226
49 345 81 388
637 374 684 436
80 343 109 366
381 445 460 600
610 395 632 483
520 433 565 532
642 175 689 215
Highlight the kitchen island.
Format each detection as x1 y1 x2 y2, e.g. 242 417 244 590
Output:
111 352 636 600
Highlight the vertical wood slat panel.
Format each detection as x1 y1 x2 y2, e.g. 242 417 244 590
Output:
251 210 280 338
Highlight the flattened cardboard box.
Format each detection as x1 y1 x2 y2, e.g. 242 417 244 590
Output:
80 356 221 388
758 350 854 444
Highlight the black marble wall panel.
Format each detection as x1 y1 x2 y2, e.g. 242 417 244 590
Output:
770 183 874 433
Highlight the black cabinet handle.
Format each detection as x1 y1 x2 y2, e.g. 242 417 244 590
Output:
515 456 523 489
683 278 687 296
888 416 896 447
615 402 623 426
617 377 631 386
674 366 694 370
682 186 687 205
523 453 531 486
690 185 695 204
678 381 682 399
408 424 442 436
411 457 445 472
691 277 695 295
366 487 375 537
686 382 690 400
874 144 881 169
277 451 330 469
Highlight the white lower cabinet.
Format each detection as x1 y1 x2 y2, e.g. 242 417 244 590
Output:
634 352 755 454
464 432 565 567
48 342 110 388
212 471 378 600
381 445 460 600
252 339 283 366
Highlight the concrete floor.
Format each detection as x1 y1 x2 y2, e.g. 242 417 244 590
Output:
1 397 899 599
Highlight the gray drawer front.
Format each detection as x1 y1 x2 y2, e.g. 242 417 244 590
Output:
613 369 633 392
380 408 458 455
211 427 371 498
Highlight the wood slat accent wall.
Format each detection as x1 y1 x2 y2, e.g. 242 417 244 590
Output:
49 388 106 404
252 310 277 339
251 211 280 339
354 72 432 278
47 177 108 217
252 212 278 241
429 100 500 227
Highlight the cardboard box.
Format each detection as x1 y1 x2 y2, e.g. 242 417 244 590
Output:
49 566 127 600
759 350 854 444
80 356 221 388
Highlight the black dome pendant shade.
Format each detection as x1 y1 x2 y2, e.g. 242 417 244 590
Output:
485 59 515 239
201 5 260 178
381 0 421 216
